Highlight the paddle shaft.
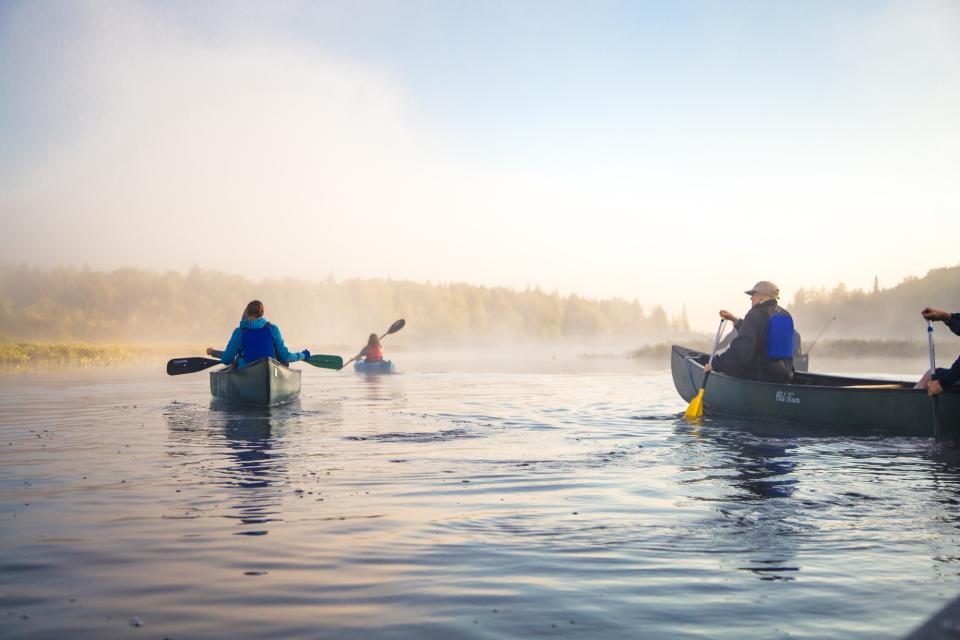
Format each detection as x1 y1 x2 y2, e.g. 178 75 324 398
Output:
708 319 727 367
927 320 942 442
701 318 727 387
174 351 339 375
684 319 726 419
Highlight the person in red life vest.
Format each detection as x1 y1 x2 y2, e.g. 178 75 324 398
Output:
205 300 310 369
704 280 795 383
915 307 960 397
357 333 384 364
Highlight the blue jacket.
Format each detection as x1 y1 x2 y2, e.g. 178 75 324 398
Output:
935 313 960 388
218 317 306 368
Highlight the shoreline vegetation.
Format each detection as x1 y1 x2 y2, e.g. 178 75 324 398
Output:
1 338 950 369
587 338 949 361
2 263 958 369
0 340 360 369
583 338 944 366
0 342 205 369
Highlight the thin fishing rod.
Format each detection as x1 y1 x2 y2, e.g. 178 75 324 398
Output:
805 316 836 355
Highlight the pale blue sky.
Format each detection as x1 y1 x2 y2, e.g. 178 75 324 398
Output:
1 0 958 329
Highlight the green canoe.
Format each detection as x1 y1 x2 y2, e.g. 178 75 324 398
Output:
210 357 301 406
671 344 959 438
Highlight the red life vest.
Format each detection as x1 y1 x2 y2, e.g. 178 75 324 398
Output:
364 344 383 363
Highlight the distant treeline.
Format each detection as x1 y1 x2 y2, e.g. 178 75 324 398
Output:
791 265 960 340
624 339 932 362
0 264 691 345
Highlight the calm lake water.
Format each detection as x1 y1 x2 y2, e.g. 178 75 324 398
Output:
2 356 959 639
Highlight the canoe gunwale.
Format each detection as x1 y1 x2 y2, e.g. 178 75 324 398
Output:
673 344 927 392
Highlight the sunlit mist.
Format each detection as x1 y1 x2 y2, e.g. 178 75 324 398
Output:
1 1 958 330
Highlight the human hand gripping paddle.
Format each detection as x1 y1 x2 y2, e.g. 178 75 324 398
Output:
340 319 406 370
684 319 727 420
166 352 343 375
926 319 942 442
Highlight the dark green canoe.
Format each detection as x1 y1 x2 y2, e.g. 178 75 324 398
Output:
210 357 301 406
671 345 959 438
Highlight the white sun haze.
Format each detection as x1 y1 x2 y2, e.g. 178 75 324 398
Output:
0 0 957 331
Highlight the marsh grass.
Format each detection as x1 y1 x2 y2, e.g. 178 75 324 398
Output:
0 341 205 369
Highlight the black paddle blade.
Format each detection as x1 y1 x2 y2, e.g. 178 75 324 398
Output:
386 318 406 335
166 357 222 376
305 354 344 370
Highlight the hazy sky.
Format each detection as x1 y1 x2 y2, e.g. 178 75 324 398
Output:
1 0 958 329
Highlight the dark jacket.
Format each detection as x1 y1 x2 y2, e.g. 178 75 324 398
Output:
712 298 794 383
934 313 960 388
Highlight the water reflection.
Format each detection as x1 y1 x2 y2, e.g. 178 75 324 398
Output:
218 405 285 534
677 417 799 499
675 416 802 581
718 432 798 501
354 369 409 408
165 401 303 536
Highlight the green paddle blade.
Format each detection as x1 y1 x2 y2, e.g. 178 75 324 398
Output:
305 354 344 370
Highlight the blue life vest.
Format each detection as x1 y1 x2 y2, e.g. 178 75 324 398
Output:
767 313 794 359
240 322 277 364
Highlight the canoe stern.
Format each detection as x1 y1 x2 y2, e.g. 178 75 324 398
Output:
210 357 301 406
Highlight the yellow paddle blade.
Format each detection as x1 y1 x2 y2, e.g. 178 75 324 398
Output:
684 388 705 419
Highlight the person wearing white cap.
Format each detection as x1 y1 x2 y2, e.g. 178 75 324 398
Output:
703 281 795 383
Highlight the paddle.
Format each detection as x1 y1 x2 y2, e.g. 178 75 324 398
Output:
168 353 343 375
927 319 942 442
166 357 223 376
305 354 344 370
684 319 727 420
341 318 406 370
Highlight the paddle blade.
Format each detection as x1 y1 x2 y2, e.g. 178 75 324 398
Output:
385 318 405 335
166 357 222 376
684 389 705 419
305 354 344 370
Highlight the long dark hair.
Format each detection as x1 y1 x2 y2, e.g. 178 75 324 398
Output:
367 333 380 349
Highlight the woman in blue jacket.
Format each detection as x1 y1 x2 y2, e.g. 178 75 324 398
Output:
206 300 310 368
